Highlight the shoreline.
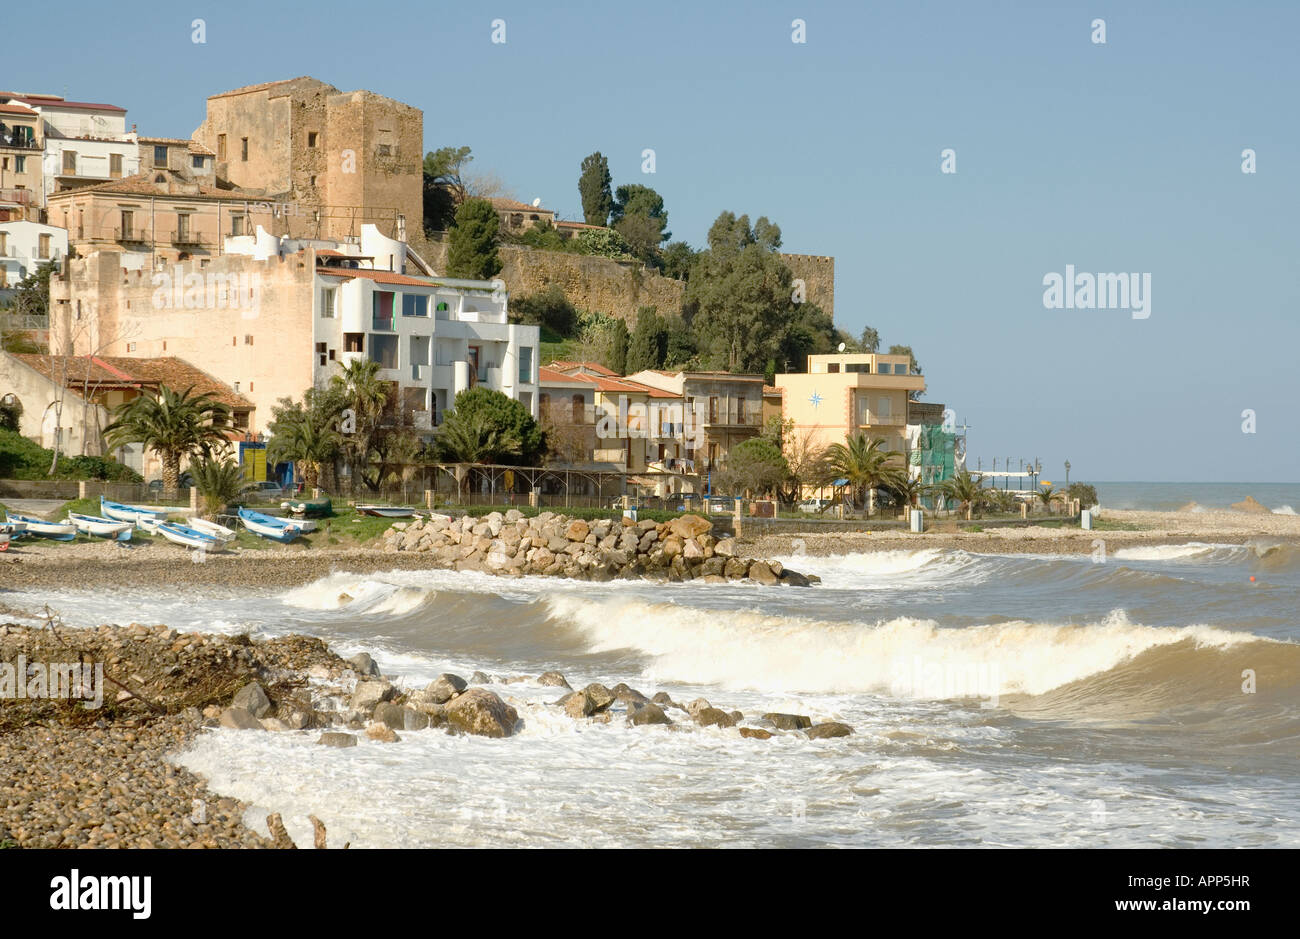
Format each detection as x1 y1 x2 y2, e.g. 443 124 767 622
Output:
1 508 1296 592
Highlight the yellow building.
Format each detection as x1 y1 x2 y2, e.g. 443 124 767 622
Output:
774 352 925 457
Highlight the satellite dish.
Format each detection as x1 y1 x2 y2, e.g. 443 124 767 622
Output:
531 197 541 207
838 342 846 352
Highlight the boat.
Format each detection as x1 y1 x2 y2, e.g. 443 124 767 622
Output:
282 495 332 518
136 515 163 534
5 512 76 541
186 517 237 543
0 519 26 537
68 512 134 542
100 497 169 525
157 522 220 550
355 504 419 518
237 507 302 543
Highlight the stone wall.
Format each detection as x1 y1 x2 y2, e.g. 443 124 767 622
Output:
780 253 835 317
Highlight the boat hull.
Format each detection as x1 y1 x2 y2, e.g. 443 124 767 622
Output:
158 523 219 550
69 513 134 541
238 508 302 543
101 497 168 524
356 505 418 518
6 513 76 541
186 518 236 542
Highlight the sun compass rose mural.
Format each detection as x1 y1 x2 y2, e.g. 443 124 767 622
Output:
809 391 823 409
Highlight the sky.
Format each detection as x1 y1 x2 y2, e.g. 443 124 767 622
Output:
9 0 1299 481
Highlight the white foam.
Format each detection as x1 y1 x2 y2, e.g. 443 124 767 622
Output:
1274 505 1297 516
548 596 1266 698
1113 543 1216 561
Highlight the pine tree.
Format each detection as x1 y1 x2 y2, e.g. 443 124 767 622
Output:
578 152 613 226
446 198 501 280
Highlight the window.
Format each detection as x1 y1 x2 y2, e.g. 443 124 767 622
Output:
38 234 50 258
518 346 533 384
319 288 336 318
467 346 481 384
120 210 134 238
373 291 394 329
847 363 870 373
217 134 226 160
307 132 318 148
401 294 428 317
176 214 190 240
127 342 137 352
191 155 204 170
368 334 398 369
376 144 391 156
62 150 76 174
0 233 6 255
877 396 891 418
109 153 121 178
240 137 248 161
309 175 316 188
344 333 363 353
231 215 245 236
233 411 249 431
153 145 167 168
708 396 718 423
736 396 746 424
15 155 25 173
244 335 254 345
572 394 585 424
827 363 840 373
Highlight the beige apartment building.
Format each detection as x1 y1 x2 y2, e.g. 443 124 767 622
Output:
0 102 43 222
191 77 423 243
774 352 926 457
625 368 765 473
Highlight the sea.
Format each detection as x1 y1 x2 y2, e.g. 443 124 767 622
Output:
11 507 1300 848
1092 481 1299 514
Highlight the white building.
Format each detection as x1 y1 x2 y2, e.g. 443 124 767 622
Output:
1 93 140 207
0 219 68 287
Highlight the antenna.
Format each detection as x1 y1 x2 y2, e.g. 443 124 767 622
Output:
837 342 845 352
531 197 541 207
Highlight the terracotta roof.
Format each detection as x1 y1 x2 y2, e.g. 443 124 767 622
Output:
10 96 125 113
138 136 215 156
46 170 253 202
763 385 781 395
553 220 605 230
620 380 679 399
547 360 617 377
9 354 252 409
538 367 587 386
0 103 37 115
490 197 552 213
315 266 437 288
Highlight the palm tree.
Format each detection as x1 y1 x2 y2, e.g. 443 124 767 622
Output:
436 413 522 466
268 409 342 490
822 434 904 513
885 473 928 514
190 457 254 518
104 386 231 498
330 358 388 491
936 469 992 520
1037 485 1058 515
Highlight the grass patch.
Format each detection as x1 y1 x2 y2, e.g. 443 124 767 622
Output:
962 524 985 532
1036 520 1064 529
1091 518 1145 531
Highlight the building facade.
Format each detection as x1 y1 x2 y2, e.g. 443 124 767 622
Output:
625 368 765 474
0 102 43 221
0 220 67 288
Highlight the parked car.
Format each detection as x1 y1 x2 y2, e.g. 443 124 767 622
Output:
798 497 832 513
147 473 194 493
251 481 287 499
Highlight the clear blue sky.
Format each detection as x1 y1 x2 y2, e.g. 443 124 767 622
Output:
12 0 1299 481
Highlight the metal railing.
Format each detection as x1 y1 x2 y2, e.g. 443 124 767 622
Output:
170 230 206 245
0 188 34 205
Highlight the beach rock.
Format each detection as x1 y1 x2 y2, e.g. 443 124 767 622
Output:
366 723 400 743
652 691 679 709
566 520 591 542
259 717 291 732
444 688 519 738
373 701 410 731
350 680 396 711
805 722 853 739
627 701 672 726
231 681 272 719
559 690 595 719
469 671 493 684
779 569 813 587
685 698 712 716
714 538 737 558
537 670 571 689
748 561 779 585
425 673 468 703
739 727 773 740
219 707 264 731
723 558 749 580
582 683 616 711
611 683 650 706
317 732 358 748
668 514 712 540
693 707 737 728
764 712 813 731
1230 496 1270 514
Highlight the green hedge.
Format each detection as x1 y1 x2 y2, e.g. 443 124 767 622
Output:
0 429 143 482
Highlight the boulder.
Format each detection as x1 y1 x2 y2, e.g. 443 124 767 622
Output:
651 691 679 709
627 701 673 726
1230 496 1270 514
723 558 749 580
260 717 291 732
805 721 853 739
693 707 737 728
348 654 380 680
219 707 264 731
231 681 272 718
748 561 779 585
469 670 494 684
582 683 616 711
373 701 409 731
779 569 813 588
566 520 591 542
537 670 571 689
739 727 774 740
611 683 650 706
350 680 396 712
714 538 737 558
685 697 712 716
444 688 519 738
668 514 712 540
763 712 813 731
316 732 358 748
559 690 595 719
366 723 401 743
425 673 468 704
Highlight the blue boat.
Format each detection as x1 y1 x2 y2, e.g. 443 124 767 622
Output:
68 512 134 542
5 512 76 541
237 507 302 543
100 496 168 525
157 522 219 550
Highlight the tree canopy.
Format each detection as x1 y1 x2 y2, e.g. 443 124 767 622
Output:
446 198 501 280
437 386 545 466
578 152 614 226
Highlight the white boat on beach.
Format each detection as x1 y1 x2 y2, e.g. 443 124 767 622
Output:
100 497 169 525
186 518 237 543
157 522 219 550
68 512 134 541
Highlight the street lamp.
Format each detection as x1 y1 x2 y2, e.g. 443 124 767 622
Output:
1064 460 1071 512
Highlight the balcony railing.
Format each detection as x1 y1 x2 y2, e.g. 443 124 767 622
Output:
861 414 906 427
114 228 149 243
372 316 395 331
0 188 33 206
0 137 42 151
170 230 205 245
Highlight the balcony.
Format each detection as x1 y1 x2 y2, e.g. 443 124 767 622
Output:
861 413 907 427
170 230 205 246
114 228 149 244
372 316 395 332
0 137 41 151
0 189 34 207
